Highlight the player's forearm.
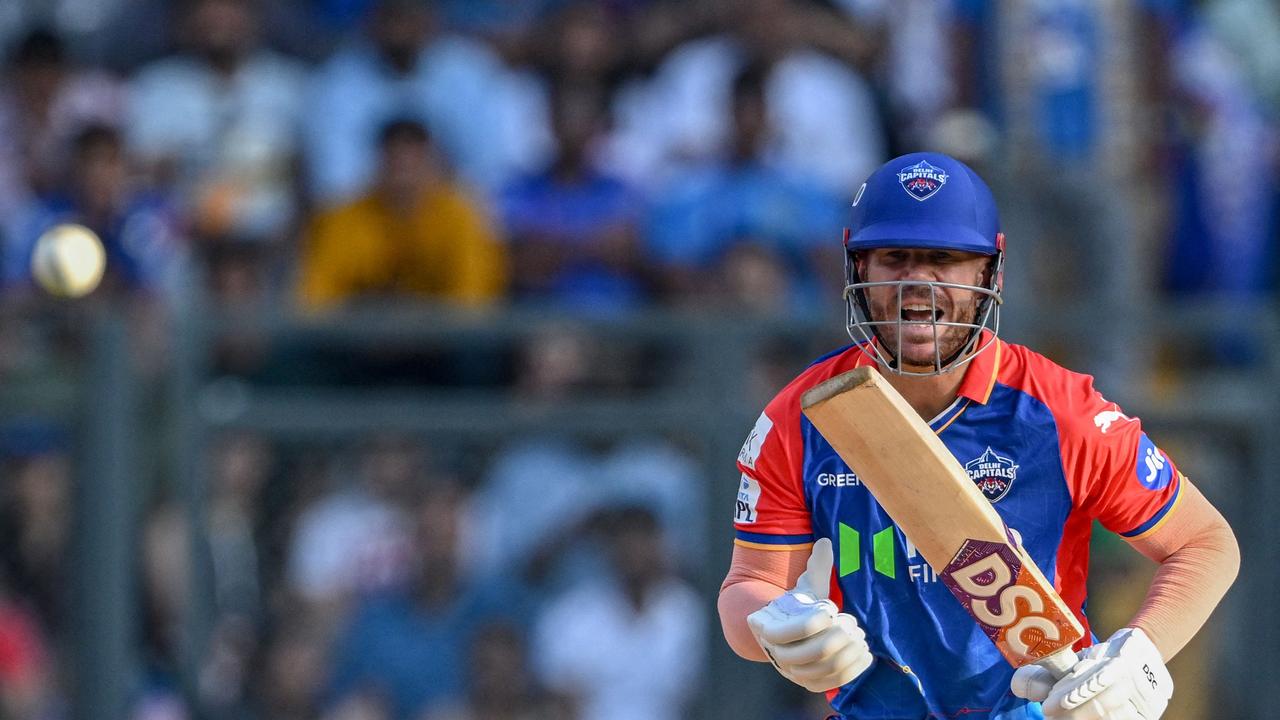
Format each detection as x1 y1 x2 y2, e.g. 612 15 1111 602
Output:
1125 481 1240 659
718 578 786 661
719 544 814 661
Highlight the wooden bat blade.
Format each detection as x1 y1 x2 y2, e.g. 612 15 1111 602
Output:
801 366 1083 668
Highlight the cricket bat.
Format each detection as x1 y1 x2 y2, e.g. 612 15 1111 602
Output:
801 366 1082 677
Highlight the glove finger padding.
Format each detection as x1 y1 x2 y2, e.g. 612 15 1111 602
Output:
784 622 873 689
1010 663 1058 702
1044 657 1115 712
766 613 865 666
1044 677 1150 720
1053 667 1165 720
747 593 837 644
1088 681 1158 720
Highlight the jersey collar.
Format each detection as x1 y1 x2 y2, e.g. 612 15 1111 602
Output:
955 330 1002 405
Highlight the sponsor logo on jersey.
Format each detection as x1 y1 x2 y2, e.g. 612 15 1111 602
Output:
1135 434 1173 490
1093 408 1133 433
897 159 949 201
836 522 938 583
735 473 761 523
965 447 1018 502
738 412 773 470
816 472 862 488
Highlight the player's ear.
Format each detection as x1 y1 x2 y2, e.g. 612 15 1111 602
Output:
981 254 1001 291
979 261 994 288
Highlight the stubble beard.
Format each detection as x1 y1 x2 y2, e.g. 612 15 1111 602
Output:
867 291 983 370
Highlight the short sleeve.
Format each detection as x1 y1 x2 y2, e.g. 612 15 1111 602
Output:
1060 383 1183 538
732 400 814 550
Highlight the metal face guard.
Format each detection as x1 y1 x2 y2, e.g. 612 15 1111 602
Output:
842 254 1003 376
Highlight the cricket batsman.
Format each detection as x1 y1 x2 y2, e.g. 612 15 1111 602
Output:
718 152 1239 719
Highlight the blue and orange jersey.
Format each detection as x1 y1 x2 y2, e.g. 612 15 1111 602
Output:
732 333 1184 719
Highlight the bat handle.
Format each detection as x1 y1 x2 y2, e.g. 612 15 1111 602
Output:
1036 647 1078 680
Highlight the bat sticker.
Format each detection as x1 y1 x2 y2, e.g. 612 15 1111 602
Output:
941 539 1080 665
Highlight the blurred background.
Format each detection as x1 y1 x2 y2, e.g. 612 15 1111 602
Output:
0 0 1276 718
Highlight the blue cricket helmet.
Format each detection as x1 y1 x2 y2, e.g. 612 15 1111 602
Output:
842 152 1005 376
846 152 1002 256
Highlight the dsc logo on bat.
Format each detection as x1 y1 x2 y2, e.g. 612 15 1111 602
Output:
940 539 1079 664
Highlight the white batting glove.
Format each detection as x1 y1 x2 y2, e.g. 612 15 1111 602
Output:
746 538 872 692
1010 627 1172 720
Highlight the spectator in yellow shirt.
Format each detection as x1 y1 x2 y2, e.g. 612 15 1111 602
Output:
298 118 507 310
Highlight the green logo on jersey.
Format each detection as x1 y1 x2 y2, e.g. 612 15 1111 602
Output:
838 522 897 579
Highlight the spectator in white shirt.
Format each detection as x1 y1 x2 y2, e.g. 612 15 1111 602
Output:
126 0 306 243
532 505 704 720
302 0 543 203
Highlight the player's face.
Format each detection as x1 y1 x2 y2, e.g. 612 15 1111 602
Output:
857 248 992 370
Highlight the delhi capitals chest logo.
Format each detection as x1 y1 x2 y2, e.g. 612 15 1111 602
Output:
965 447 1018 502
897 159 949 201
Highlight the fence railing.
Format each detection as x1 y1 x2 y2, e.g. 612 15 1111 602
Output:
8 296 1275 719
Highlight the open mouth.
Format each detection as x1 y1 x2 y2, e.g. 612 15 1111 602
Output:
899 303 944 323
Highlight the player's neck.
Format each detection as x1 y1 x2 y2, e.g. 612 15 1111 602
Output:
881 365 966 421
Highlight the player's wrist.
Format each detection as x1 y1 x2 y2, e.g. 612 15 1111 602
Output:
1120 625 1169 662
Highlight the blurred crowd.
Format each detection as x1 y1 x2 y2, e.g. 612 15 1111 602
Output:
0 0 1277 357
0 0 1277 718
2 420 712 720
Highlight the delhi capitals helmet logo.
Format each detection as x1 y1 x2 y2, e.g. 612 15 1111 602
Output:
897 159 949 201
965 447 1018 502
